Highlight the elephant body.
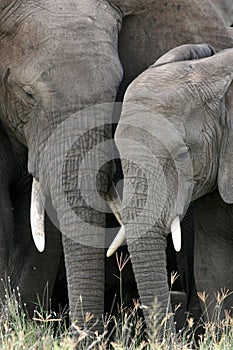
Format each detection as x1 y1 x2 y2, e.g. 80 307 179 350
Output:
0 0 232 334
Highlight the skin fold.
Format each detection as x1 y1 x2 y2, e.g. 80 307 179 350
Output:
0 0 232 333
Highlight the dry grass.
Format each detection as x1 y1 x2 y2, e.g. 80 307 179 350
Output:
0 260 233 349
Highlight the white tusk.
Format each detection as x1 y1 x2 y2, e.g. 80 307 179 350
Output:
171 216 181 252
30 179 45 252
106 225 126 257
106 183 123 226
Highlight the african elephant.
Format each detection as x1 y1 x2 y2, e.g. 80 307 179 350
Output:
109 44 233 331
0 0 232 332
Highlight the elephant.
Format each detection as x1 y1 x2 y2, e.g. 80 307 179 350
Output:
0 0 232 334
109 43 233 333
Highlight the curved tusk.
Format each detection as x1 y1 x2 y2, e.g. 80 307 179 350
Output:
30 179 45 252
106 183 123 226
171 216 181 252
106 225 126 257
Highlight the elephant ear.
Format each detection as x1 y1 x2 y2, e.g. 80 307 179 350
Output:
218 82 233 203
152 44 216 67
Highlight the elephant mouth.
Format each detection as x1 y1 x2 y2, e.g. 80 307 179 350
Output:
30 175 182 255
30 178 124 253
106 214 182 257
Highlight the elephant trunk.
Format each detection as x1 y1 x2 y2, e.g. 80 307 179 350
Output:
114 106 192 332
127 225 171 329
119 156 175 328
38 109 115 329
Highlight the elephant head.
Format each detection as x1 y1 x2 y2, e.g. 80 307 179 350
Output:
109 44 233 330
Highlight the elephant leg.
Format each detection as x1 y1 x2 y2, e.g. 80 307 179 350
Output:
194 191 233 320
166 234 187 332
176 205 202 322
166 205 201 331
50 251 68 314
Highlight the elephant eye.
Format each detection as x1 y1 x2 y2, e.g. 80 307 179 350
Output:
176 146 190 162
22 86 36 103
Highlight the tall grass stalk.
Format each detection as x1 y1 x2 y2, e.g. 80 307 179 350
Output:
0 278 74 349
0 271 233 348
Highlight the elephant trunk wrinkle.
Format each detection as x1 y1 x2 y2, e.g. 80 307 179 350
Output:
127 232 172 327
40 117 114 329
62 237 105 330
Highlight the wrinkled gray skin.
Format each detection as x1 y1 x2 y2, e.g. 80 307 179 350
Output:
0 0 232 331
115 44 233 329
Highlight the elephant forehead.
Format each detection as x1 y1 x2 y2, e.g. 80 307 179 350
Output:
116 106 186 150
0 5 122 107
122 87 196 131
122 61 209 123
125 63 194 99
0 0 120 41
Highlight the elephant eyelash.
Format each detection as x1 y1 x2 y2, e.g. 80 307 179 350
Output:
21 86 37 104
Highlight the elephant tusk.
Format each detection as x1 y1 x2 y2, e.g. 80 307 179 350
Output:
30 178 45 252
106 183 123 226
106 225 126 257
171 216 181 252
